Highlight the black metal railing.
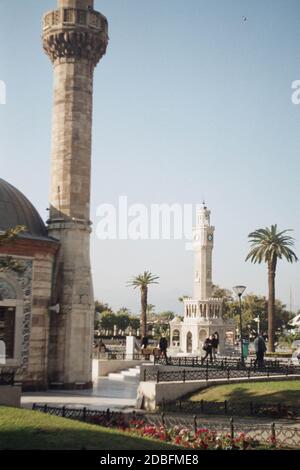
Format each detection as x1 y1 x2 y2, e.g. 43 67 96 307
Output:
163 399 300 419
154 355 282 369
95 352 146 361
31 404 300 448
143 363 300 383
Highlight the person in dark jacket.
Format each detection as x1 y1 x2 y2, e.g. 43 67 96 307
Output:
211 332 219 360
141 336 149 349
253 333 267 367
159 334 168 360
202 337 213 363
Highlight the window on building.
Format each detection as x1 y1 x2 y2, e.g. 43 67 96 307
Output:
0 307 16 359
172 329 180 347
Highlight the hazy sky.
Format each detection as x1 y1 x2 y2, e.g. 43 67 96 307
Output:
0 0 300 314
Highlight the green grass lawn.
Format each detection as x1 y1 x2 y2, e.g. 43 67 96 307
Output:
0 407 178 450
188 380 300 406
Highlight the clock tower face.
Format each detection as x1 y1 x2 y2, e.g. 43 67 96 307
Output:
207 233 213 242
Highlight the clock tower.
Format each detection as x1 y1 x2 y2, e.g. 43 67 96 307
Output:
169 203 235 355
193 203 214 300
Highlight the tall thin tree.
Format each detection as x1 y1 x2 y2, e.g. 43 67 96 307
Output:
127 271 159 338
246 225 298 351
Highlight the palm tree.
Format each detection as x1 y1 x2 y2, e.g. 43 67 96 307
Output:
127 271 159 338
246 225 298 352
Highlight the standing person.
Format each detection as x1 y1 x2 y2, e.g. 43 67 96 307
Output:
141 336 148 350
253 333 267 367
159 334 168 361
202 337 213 363
211 332 219 360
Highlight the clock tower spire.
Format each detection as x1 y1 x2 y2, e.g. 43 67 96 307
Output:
193 203 214 300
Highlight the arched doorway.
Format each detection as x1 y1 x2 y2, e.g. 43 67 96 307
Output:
199 329 207 350
186 331 192 353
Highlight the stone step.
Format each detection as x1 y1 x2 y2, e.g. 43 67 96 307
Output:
108 367 141 382
108 373 125 381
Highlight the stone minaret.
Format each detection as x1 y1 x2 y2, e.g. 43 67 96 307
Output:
42 0 108 387
193 203 215 300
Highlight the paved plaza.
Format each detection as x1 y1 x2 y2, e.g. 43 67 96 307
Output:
21 376 138 411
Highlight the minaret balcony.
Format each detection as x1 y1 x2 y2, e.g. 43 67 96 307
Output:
43 8 108 33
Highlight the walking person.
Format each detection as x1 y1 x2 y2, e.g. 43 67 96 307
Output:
211 332 219 361
159 334 168 362
253 332 267 367
141 336 149 350
202 337 213 363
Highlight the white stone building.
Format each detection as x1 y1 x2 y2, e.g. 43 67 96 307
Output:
170 204 235 355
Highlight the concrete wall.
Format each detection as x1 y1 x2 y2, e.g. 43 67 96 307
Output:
0 385 21 407
137 374 300 411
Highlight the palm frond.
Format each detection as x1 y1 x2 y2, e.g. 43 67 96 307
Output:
246 225 298 265
127 270 159 288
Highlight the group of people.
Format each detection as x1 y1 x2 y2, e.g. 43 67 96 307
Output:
141 334 168 360
141 330 268 367
201 332 219 363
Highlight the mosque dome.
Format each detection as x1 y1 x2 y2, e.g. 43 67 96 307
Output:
0 178 49 239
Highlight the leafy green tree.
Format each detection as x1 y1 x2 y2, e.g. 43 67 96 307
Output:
94 301 113 330
117 307 131 316
129 317 140 334
156 311 175 322
95 301 113 314
246 225 298 351
115 313 130 333
212 285 233 300
100 311 116 334
0 226 26 272
127 271 159 338
226 293 293 341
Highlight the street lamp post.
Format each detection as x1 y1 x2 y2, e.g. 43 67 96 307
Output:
254 315 260 335
233 285 247 366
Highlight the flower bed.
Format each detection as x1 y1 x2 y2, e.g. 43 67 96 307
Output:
88 415 273 450
127 419 261 450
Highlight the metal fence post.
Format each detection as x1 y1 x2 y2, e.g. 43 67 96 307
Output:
271 422 276 446
43 404 48 413
83 406 87 422
161 412 165 428
183 369 186 383
193 415 198 434
32 403 36 411
143 368 146 382
277 403 282 417
62 406 66 418
230 417 234 439
224 400 228 415
200 399 204 414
